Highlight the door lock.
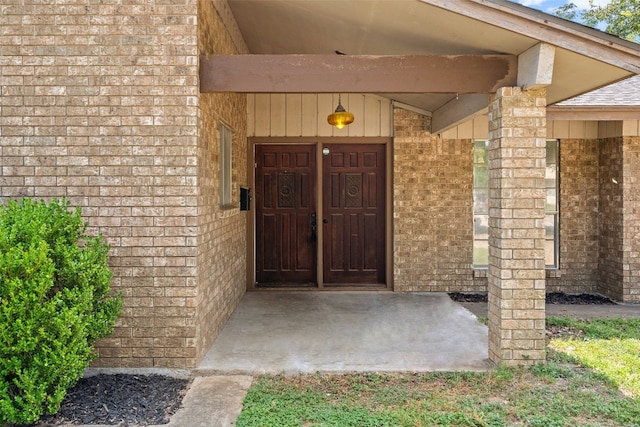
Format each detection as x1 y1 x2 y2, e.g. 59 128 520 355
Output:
310 213 317 244
310 213 317 232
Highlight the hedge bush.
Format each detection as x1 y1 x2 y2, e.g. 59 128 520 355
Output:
0 198 122 425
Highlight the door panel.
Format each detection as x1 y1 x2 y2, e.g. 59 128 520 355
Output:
322 144 386 284
255 145 317 285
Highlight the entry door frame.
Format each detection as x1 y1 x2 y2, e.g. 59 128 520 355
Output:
247 137 393 291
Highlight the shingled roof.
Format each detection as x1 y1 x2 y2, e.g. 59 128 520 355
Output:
556 75 640 106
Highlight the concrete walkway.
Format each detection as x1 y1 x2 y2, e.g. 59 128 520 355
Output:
460 300 640 319
151 376 252 427
196 291 491 375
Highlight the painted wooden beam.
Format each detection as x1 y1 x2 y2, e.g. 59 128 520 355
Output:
431 94 489 134
518 43 555 89
199 54 517 93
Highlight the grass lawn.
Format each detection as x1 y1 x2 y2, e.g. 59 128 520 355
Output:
235 317 640 427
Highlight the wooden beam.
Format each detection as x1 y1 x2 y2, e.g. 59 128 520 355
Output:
518 43 555 89
199 54 517 93
431 94 489 134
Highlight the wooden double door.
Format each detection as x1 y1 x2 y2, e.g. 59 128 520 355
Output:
255 143 386 288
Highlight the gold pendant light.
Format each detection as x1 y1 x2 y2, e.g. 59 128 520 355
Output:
327 95 354 129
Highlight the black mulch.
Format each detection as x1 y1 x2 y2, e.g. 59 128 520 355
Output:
448 292 616 305
545 292 616 305
21 374 191 427
448 293 488 303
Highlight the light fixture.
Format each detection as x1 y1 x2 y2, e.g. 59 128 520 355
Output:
327 95 354 129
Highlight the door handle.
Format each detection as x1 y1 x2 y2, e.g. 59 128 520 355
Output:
310 213 317 244
310 213 317 232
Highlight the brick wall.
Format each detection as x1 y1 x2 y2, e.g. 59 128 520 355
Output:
391 108 607 297
594 136 640 303
0 0 248 368
621 136 640 302
195 0 247 364
547 140 599 293
598 138 624 301
392 108 476 292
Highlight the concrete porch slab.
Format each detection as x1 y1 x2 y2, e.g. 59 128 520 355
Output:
197 292 490 375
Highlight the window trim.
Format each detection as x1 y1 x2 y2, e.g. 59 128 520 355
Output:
219 123 233 208
545 139 559 269
472 139 559 269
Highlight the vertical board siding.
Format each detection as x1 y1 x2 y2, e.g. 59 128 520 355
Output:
249 94 610 140
247 94 256 137
598 121 624 138
348 94 366 136
254 94 271 136
552 120 570 138
441 117 595 141
285 94 302 136
270 94 286 137
301 94 318 133
623 120 640 136
364 95 382 136
317 94 334 137
248 93 393 137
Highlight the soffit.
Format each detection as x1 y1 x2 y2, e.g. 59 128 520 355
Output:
226 0 638 112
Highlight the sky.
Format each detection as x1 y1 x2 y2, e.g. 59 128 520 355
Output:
512 0 612 15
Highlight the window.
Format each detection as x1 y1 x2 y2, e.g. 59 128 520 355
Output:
473 140 558 268
473 141 489 267
545 140 558 268
220 123 233 207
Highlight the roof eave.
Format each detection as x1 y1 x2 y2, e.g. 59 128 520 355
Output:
420 0 640 73
548 106 640 121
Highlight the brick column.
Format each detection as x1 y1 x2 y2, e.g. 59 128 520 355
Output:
487 87 547 366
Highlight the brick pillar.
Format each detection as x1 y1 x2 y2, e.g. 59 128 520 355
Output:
487 87 547 366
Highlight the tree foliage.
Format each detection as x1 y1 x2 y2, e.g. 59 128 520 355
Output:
554 0 640 42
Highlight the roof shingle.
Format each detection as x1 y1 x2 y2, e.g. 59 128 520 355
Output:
557 75 640 106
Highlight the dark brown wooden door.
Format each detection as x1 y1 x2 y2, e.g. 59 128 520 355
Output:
255 145 317 285
322 144 386 284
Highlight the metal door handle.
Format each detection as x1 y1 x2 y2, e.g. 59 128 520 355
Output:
310 213 317 232
310 213 317 243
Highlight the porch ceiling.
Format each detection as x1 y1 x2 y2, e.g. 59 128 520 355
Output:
226 0 640 116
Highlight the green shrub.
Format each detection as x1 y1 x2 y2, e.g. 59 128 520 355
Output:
0 198 122 425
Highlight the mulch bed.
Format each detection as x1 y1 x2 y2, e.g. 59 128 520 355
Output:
448 292 616 305
21 374 191 427
545 292 616 305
